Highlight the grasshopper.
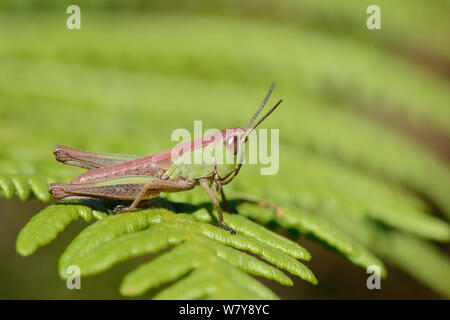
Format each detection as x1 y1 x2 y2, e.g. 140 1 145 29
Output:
49 83 282 234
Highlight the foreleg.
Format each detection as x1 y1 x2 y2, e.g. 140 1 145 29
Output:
200 178 235 234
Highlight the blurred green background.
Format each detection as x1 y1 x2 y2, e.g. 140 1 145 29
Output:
0 1 449 299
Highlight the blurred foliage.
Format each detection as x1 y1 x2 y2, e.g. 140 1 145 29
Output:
0 0 449 298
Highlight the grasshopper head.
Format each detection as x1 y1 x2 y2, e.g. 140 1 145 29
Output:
217 83 282 182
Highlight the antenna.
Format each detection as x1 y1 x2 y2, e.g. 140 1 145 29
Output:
244 82 276 133
243 99 282 141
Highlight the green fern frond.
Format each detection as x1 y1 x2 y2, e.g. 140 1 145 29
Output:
229 194 450 297
0 174 52 202
377 233 450 298
16 204 93 256
122 244 278 299
16 204 107 256
264 205 387 277
231 151 450 242
166 189 388 276
324 212 450 298
16 203 317 299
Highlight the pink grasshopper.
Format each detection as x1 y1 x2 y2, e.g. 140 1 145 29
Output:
49 83 282 234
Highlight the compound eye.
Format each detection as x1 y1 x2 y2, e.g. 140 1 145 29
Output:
227 135 238 155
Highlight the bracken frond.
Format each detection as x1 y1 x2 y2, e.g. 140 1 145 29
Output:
16 202 317 299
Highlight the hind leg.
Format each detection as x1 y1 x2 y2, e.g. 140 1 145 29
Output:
113 179 194 213
112 200 152 214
